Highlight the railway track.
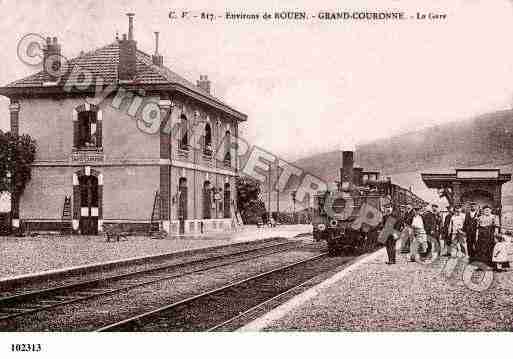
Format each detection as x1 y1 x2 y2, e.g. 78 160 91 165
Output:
96 252 349 332
0 239 303 327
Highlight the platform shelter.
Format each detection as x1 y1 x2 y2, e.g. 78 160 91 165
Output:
421 169 511 214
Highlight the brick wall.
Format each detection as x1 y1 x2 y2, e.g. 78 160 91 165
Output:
19 98 74 161
20 166 73 219
16 93 237 232
102 99 159 160
102 166 159 220
18 96 160 162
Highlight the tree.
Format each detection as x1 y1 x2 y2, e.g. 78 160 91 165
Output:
236 176 266 224
0 132 37 203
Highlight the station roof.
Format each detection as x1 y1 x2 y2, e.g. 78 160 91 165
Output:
0 42 247 121
421 169 512 188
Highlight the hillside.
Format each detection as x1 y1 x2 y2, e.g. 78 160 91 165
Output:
295 109 513 181
288 109 513 208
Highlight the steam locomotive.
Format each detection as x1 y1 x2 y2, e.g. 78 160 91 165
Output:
312 151 427 256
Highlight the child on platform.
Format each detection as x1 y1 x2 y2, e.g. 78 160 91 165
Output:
492 233 513 271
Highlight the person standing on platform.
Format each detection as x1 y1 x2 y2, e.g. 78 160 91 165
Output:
381 204 404 265
441 206 454 256
409 206 427 262
476 205 498 267
492 233 513 271
423 204 442 255
450 205 467 258
404 204 415 225
401 204 415 254
464 202 479 261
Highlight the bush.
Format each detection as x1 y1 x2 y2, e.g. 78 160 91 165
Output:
0 132 37 214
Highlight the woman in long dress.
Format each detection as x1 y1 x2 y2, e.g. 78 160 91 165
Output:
475 206 497 267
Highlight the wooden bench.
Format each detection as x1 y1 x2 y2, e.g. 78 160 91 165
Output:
103 224 129 242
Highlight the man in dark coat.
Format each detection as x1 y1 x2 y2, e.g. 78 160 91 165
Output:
380 204 404 264
400 204 415 253
423 204 442 251
463 202 479 260
441 206 453 256
403 204 415 226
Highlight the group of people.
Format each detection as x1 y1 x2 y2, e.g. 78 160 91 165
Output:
382 201 513 271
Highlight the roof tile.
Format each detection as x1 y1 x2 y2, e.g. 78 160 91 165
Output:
4 42 240 116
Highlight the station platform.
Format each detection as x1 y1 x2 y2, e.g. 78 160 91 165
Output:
241 248 513 331
0 224 312 280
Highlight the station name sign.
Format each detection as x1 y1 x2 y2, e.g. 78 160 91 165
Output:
71 151 105 163
456 170 499 179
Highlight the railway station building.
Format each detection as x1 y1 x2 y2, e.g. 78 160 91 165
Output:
0 14 247 235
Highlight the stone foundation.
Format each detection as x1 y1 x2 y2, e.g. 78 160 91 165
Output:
169 218 234 235
20 218 234 236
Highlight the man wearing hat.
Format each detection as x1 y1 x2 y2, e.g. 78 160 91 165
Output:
380 204 404 264
400 204 415 253
450 204 468 257
409 205 427 261
463 202 479 260
441 205 454 256
423 203 442 254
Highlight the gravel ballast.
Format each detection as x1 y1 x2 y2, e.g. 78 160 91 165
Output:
260 250 513 331
0 225 312 279
0 249 319 331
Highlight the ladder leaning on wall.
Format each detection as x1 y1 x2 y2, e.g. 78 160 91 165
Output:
232 201 244 230
149 190 165 239
61 196 72 234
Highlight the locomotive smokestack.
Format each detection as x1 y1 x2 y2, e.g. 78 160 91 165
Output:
353 167 363 186
127 13 135 40
340 151 354 189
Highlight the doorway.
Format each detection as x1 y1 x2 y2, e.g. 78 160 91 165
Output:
79 175 99 235
203 181 212 219
178 177 187 234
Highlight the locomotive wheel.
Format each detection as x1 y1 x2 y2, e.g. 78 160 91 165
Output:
327 241 337 256
328 246 337 256
327 232 338 256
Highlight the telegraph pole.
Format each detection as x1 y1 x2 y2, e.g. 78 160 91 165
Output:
275 159 279 220
268 165 271 223
291 190 297 224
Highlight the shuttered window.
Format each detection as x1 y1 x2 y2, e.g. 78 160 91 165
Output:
74 108 101 150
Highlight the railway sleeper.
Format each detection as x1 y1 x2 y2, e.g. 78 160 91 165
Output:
74 291 103 297
0 307 34 313
52 295 83 301
37 299 66 305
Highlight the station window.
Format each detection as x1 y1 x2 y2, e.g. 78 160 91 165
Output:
77 111 98 149
223 183 231 218
204 123 212 156
179 114 189 150
74 105 102 151
223 130 231 167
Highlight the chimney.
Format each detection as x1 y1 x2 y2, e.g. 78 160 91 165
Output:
152 32 163 66
118 13 137 82
197 75 211 93
43 36 62 81
340 151 354 189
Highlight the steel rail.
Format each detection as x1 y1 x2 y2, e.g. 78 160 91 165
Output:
206 263 330 332
96 253 328 332
0 240 299 323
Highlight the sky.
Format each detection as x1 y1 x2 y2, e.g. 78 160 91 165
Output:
1 0 513 162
